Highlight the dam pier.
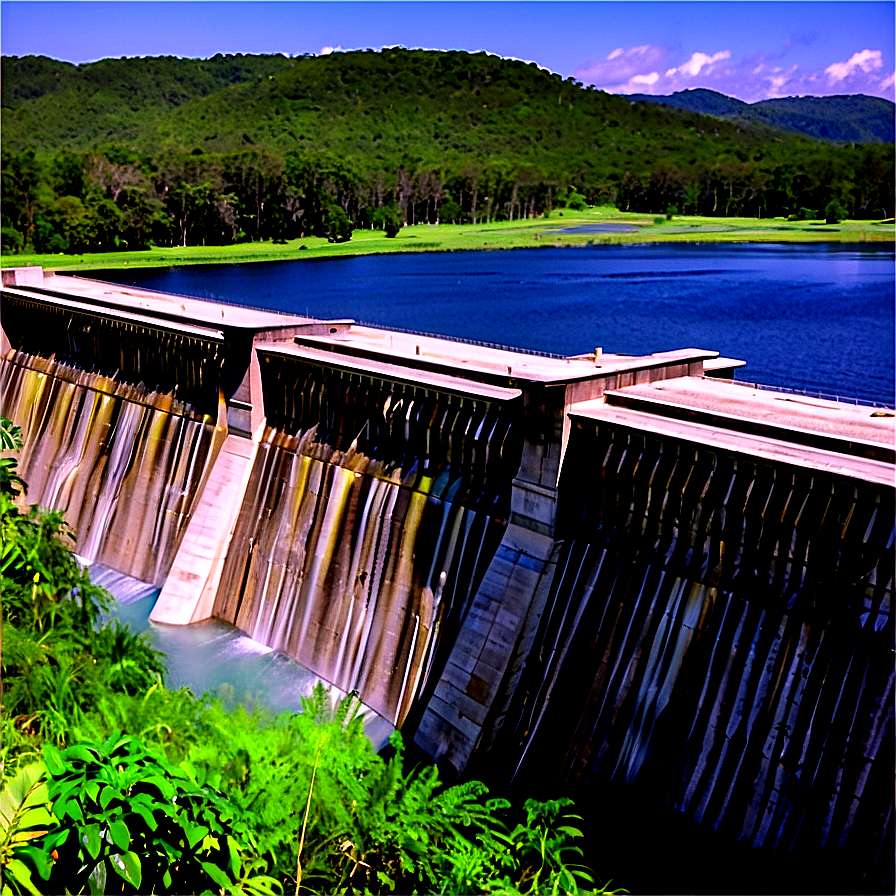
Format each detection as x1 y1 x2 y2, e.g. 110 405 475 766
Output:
2 267 893 890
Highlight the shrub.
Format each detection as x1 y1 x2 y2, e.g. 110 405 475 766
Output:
371 205 403 238
824 198 848 224
438 200 462 225
1 226 24 253
1 418 165 747
33 734 275 894
324 205 353 243
0 761 56 895
564 190 588 211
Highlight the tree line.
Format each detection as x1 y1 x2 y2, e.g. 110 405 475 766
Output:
2 140 891 254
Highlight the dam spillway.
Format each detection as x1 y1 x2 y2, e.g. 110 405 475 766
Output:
211 348 524 724
2 267 893 888
483 380 894 874
1 350 218 584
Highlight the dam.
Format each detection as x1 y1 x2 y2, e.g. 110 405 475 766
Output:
2 266 893 888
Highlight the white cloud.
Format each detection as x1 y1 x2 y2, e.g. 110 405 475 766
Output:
573 44 667 86
318 45 343 56
576 45 736 96
667 50 732 78
825 49 883 83
576 42 894 102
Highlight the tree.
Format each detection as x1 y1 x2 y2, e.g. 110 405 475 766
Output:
438 199 463 224
824 197 848 224
324 204 353 242
1 227 24 253
1 150 53 249
372 204 403 237
564 189 588 211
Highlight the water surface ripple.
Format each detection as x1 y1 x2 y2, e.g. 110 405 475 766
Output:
89 243 895 405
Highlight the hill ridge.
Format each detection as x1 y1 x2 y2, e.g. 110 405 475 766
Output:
626 88 895 143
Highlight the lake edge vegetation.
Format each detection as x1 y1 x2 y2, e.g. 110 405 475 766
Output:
3 208 893 275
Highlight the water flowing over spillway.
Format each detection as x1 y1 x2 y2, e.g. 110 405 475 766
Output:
213 358 523 725
1 350 218 585
487 418 894 873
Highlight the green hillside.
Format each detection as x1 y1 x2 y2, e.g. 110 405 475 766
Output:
628 88 895 144
1 53 295 150
3 49 784 169
753 94 895 143
2 49 893 256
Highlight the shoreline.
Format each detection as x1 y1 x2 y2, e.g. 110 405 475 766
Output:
2 209 893 273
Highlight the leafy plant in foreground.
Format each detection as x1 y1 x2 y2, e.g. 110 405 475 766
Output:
35 733 277 894
0 762 56 896
1 417 166 749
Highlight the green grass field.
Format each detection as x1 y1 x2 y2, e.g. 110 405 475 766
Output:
3 208 893 272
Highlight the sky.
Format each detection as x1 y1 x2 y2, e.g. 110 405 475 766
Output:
1 1 893 103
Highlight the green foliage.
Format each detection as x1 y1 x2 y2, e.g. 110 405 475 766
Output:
34 733 266 895
179 685 617 894
1 418 165 747
1 227 24 253
1 762 56 896
563 190 588 212
1 421 26 497
324 205 353 243
438 199 463 225
629 88 895 144
825 197 848 224
372 204 404 237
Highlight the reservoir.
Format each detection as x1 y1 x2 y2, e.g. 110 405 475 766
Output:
91 241 895 405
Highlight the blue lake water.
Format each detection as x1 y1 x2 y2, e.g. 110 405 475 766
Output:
88 242 895 405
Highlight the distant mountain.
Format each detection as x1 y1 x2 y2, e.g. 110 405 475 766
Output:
626 89 895 144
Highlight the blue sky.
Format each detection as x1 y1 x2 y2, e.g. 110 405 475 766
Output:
2 1 893 102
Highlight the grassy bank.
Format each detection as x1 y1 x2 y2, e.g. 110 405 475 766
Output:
3 207 893 273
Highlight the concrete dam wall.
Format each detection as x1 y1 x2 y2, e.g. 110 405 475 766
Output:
481 385 894 880
2 269 893 887
211 353 523 725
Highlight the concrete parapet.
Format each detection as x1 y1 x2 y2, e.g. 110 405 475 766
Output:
1 267 45 286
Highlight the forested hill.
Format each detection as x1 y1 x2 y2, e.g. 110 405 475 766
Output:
2 48 791 159
0 53 295 140
2 49 893 256
626 88 895 144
